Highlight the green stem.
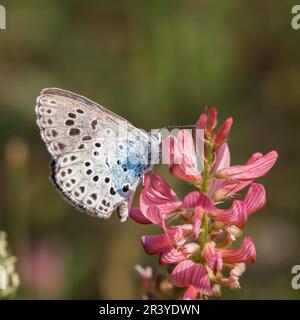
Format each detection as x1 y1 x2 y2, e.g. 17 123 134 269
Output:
200 140 214 244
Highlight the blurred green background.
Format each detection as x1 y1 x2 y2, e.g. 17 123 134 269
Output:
0 0 299 299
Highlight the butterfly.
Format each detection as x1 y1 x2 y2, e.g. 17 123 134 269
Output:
35 88 161 222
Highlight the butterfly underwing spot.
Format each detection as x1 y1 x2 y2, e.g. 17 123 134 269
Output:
68 112 77 119
77 143 85 150
91 120 97 130
76 109 84 114
93 175 99 182
69 128 81 136
122 185 129 193
39 117 54 128
86 169 92 175
51 129 58 137
63 178 80 191
65 119 74 126
60 154 81 167
38 106 58 116
110 187 116 196
82 135 92 141
58 142 66 151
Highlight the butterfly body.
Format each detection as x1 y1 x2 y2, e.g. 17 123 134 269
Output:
35 88 160 222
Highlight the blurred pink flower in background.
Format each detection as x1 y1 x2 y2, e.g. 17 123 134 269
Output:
19 239 67 298
132 107 278 300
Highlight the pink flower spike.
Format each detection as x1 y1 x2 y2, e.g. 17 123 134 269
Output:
244 183 266 215
183 286 199 300
220 237 256 264
214 117 233 150
216 151 278 181
129 207 151 224
140 234 170 255
160 248 187 265
216 200 248 228
182 191 216 213
195 113 208 130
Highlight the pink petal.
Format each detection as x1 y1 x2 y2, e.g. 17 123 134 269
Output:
220 237 256 264
228 263 246 290
244 183 266 215
140 174 181 219
182 191 216 213
202 242 223 272
171 260 211 296
165 130 202 185
214 117 233 150
193 207 203 239
209 251 223 272
213 180 252 201
246 152 263 164
163 222 193 245
170 165 202 185
212 143 231 173
190 263 211 296
206 107 218 133
129 207 151 224
183 286 198 300
146 206 163 226
161 135 175 166
216 200 248 227
140 234 171 255
171 260 195 287
195 113 207 130
217 151 278 181
160 248 187 264
211 152 268 200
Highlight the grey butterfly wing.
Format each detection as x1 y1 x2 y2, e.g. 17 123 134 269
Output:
35 88 149 221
